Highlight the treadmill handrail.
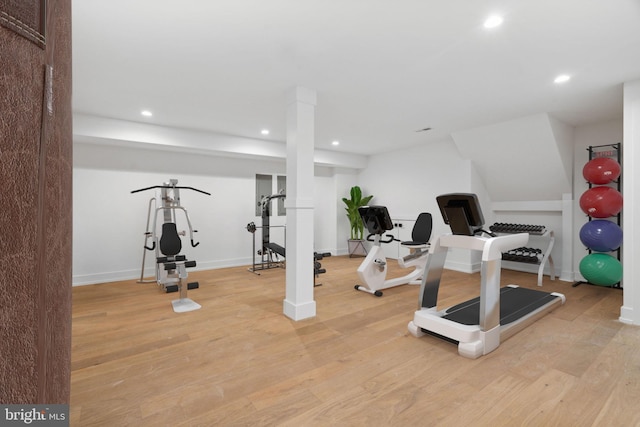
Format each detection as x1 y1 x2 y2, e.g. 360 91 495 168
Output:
434 233 529 261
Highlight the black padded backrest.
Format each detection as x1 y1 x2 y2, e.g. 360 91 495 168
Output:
160 223 182 256
410 212 432 244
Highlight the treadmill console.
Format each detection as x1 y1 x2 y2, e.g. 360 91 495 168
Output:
436 193 485 236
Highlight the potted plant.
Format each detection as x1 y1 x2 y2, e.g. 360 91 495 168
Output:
342 186 373 256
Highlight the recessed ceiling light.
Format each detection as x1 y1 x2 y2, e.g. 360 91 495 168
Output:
554 74 571 84
141 110 153 117
332 140 340 146
261 129 270 135
483 15 503 29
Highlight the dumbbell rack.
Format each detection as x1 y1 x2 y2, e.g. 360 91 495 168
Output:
489 223 555 287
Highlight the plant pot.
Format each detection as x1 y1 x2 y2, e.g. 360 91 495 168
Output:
348 239 368 258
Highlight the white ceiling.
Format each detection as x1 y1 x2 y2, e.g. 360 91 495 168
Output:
72 0 640 156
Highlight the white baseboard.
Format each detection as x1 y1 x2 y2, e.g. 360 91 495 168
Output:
72 257 252 286
443 260 480 274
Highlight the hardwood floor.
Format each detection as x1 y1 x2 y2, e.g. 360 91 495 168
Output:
70 256 639 426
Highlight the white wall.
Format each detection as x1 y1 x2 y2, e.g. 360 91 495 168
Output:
356 136 482 272
452 113 573 202
72 143 346 285
314 167 340 254
357 136 470 229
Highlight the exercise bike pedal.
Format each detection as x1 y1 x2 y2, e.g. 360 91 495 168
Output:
187 282 199 290
165 284 179 293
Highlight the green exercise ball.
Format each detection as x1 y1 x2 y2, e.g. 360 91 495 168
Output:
579 253 622 286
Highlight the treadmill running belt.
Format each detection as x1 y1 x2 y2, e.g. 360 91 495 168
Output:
442 286 560 326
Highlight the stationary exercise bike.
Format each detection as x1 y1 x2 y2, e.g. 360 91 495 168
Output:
355 206 432 296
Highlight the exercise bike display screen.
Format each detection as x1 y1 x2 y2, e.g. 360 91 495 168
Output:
358 205 394 235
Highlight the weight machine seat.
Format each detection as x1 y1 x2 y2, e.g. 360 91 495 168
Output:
160 223 182 256
157 223 196 268
401 212 432 247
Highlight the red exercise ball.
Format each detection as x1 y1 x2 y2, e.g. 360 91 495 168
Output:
582 157 621 185
579 186 623 218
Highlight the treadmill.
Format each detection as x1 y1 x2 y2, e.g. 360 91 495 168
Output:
407 194 565 359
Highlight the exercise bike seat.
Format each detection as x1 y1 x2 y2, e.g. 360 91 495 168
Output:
401 212 432 248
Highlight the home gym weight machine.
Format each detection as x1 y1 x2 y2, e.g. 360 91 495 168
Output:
355 206 432 296
407 193 565 359
245 191 332 284
132 179 211 313
246 191 286 273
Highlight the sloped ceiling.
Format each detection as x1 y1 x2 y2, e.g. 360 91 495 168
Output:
452 113 573 201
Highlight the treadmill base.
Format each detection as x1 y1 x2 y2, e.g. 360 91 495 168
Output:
409 285 565 359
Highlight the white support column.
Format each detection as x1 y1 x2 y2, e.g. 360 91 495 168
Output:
560 193 574 282
620 80 640 325
283 87 316 320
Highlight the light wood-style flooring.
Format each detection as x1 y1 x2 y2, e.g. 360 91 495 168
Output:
70 256 640 426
